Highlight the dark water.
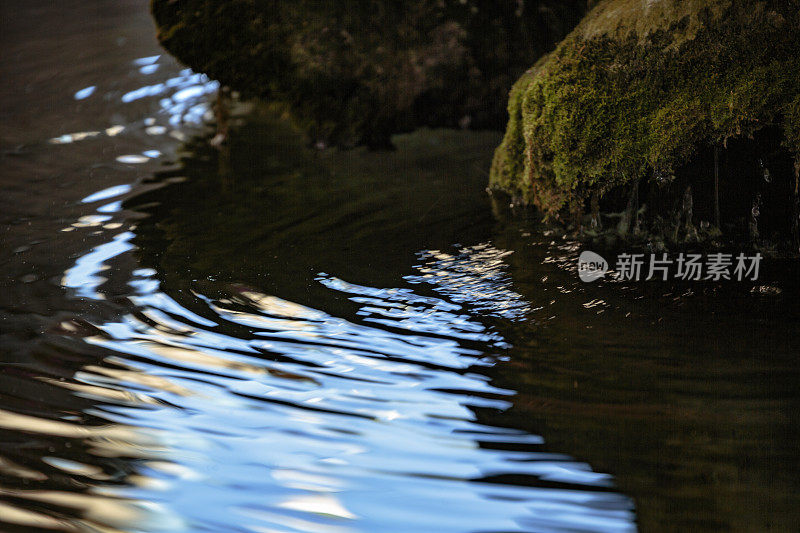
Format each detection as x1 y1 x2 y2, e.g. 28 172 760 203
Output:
2 2 800 532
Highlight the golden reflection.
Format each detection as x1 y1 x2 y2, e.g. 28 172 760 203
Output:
210 304 316 333
0 409 161 447
82 363 196 397
0 456 47 481
235 287 327 321
0 502 74 531
0 488 181 532
41 377 166 406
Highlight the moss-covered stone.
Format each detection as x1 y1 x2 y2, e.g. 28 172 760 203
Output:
490 0 800 236
151 0 586 148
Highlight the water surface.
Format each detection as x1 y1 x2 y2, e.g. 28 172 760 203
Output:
2 2 799 532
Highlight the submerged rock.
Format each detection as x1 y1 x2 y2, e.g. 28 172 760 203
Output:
150 0 586 148
490 0 800 250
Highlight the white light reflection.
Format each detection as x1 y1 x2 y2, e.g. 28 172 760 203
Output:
52 227 636 531
62 232 135 298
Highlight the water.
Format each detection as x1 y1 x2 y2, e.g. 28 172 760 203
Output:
2 2 799 532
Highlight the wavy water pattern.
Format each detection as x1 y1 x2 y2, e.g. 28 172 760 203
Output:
1 234 636 532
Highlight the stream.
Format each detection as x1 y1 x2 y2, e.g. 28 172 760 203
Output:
1 2 799 532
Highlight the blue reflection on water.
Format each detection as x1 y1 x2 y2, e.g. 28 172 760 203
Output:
62 232 135 299
51 226 636 532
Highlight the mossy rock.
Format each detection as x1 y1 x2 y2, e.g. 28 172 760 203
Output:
490 0 800 232
150 0 586 148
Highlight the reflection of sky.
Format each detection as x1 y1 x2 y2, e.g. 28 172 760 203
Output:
121 69 219 126
50 57 219 147
51 229 636 531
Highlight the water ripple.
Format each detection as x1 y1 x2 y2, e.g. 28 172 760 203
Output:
1 41 635 530
0 223 636 532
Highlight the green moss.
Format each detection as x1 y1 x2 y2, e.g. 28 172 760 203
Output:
490 66 539 200
490 0 800 218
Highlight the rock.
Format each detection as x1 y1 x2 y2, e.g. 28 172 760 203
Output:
150 0 587 148
490 0 800 248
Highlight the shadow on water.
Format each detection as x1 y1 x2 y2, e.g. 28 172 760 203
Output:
125 113 501 305
479 230 800 530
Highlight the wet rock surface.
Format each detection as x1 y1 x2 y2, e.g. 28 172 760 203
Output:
150 0 587 148
490 0 800 253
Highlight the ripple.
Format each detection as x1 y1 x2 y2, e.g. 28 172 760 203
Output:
0 213 637 531
406 244 533 321
2 44 636 529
